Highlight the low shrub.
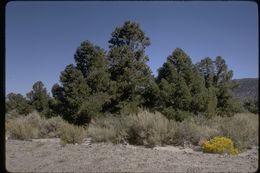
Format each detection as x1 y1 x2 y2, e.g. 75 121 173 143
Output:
60 123 86 144
202 136 239 155
6 111 68 139
218 113 258 150
5 109 23 120
87 114 129 143
86 111 258 150
127 111 169 147
87 111 170 147
6 117 39 140
39 116 66 138
173 116 220 146
24 111 45 128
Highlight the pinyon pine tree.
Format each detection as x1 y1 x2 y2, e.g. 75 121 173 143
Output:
157 48 215 120
108 21 154 114
196 56 241 116
26 81 50 116
74 40 112 115
54 64 90 124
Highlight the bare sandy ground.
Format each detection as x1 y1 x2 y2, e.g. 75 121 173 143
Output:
6 139 258 172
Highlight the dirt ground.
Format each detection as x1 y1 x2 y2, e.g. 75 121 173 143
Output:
6 139 258 172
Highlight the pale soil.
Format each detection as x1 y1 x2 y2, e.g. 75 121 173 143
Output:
6 139 258 172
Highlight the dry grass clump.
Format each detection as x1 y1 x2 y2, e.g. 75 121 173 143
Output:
87 115 129 143
173 117 220 146
88 110 171 147
6 117 39 140
39 116 65 138
87 111 258 150
88 111 172 147
6 111 69 140
218 113 258 150
5 109 24 120
6 110 258 151
127 111 169 147
202 136 239 155
60 123 86 144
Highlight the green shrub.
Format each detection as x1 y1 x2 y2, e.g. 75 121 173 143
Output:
202 136 239 155
161 107 193 121
6 117 39 140
5 110 23 120
243 99 258 114
60 123 86 144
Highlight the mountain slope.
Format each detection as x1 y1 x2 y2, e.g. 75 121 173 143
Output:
232 78 258 102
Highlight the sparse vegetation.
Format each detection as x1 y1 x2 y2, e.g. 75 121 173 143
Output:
60 123 86 145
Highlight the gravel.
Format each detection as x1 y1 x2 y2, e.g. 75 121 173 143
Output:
6 139 258 172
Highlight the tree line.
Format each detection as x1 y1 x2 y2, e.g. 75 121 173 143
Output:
6 21 248 125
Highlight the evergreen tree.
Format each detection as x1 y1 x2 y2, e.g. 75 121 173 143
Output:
157 48 213 120
6 93 33 115
196 57 215 88
26 81 50 115
108 21 154 113
196 56 241 116
108 20 150 51
74 40 112 115
57 64 90 124
74 41 111 93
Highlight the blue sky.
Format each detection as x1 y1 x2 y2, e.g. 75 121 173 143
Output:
6 1 258 96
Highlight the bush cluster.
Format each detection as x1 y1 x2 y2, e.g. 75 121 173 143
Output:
87 114 129 143
6 110 257 150
202 136 239 155
87 111 170 147
126 111 169 147
87 111 258 150
6 111 86 144
6 118 38 140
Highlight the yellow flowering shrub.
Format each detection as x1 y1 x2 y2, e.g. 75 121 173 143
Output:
202 136 239 155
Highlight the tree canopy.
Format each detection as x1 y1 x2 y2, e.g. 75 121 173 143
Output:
6 20 250 124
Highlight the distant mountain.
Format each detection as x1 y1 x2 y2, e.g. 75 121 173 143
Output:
232 78 258 102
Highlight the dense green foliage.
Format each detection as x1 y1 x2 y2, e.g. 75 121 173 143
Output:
156 48 216 120
6 93 33 115
243 99 258 114
53 64 90 124
107 21 154 114
6 20 254 125
26 81 51 116
196 57 243 116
